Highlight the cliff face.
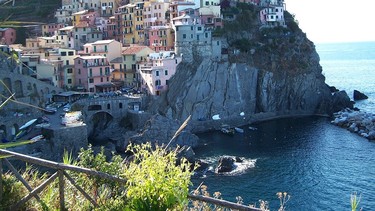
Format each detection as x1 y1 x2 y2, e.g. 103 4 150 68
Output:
164 61 258 121
158 10 348 126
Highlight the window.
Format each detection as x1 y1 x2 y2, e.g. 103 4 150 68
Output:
68 51 74 56
155 80 161 86
92 34 94 38
197 26 202 31
61 52 67 56
67 68 73 73
107 77 109 81
183 34 186 39
89 69 92 77
78 69 81 74
107 104 110 109
119 103 123 109
89 78 94 83
100 68 103 75
66 60 69 65
132 55 135 61
197 35 199 41
67 79 72 84
164 70 168 75
191 26 193 30
155 70 159 76
191 34 193 39
101 77 103 82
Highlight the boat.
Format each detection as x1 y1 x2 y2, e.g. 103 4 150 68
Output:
248 126 258 131
30 135 44 142
221 124 235 135
234 127 244 133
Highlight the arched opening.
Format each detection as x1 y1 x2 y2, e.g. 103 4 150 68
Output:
2 78 12 95
0 125 7 141
14 80 24 97
90 111 114 145
107 103 111 109
88 104 102 111
119 102 123 109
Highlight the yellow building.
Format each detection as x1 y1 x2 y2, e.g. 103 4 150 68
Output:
115 2 145 45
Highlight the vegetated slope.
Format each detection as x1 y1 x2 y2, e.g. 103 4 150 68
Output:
0 0 61 22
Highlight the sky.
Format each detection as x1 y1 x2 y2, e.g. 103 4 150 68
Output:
285 0 375 43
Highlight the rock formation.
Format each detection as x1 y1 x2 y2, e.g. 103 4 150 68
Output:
332 109 375 140
353 90 368 101
156 11 352 128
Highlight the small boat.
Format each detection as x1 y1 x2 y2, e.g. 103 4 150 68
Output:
221 124 235 135
30 135 44 142
248 126 258 131
234 127 244 133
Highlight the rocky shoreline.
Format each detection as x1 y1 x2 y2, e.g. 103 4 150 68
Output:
331 108 375 140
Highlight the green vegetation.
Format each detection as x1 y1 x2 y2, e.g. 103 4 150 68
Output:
124 143 195 210
350 192 361 211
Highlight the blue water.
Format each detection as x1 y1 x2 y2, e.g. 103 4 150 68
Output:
317 41 375 112
193 42 375 210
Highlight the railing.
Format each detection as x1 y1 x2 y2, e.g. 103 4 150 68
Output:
0 149 261 211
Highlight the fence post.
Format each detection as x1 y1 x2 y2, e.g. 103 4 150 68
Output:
58 170 65 211
0 158 3 203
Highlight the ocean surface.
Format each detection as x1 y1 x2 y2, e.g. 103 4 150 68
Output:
192 42 375 210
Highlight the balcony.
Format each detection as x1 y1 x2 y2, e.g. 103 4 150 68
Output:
83 62 109 68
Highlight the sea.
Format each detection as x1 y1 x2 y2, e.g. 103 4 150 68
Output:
192 41 375 210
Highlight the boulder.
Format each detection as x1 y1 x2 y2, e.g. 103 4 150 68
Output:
353 90 368 101
216 156 235 173
331 91 354 112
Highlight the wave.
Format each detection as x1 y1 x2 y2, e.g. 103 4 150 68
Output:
198 155 257 177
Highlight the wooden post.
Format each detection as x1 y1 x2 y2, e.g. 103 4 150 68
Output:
0 158 3 203
58 170 65 211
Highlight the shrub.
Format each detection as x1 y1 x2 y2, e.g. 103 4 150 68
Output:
123 143 196 211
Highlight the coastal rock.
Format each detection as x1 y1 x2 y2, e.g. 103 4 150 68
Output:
216 156 235 173
353 90 368 101
331 91 354 113
332 109 375 141
128 114 199 148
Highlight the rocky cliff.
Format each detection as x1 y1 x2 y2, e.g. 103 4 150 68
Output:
156 8 351 131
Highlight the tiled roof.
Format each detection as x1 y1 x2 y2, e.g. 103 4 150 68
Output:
122 46 149 55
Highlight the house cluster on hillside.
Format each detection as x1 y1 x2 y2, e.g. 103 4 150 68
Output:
3 0 285 96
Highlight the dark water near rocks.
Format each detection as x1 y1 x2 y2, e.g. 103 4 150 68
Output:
194 117 375 210
193 42 375 210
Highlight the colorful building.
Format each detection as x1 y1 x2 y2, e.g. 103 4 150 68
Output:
147 26 174 52
74 55 112 92
83 39 122 62
41 23 66 37
0 28 16 45
122 45 154 88
139 51 182 95
73 23 103 50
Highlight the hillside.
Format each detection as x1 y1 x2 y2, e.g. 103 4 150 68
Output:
0 0 60 22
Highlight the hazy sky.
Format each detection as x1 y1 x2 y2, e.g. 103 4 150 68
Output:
285 0 375 43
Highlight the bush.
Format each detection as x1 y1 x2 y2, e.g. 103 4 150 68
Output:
123 143 196 211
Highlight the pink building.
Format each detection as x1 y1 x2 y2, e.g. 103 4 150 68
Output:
0 28 16 45
74 56 112 93
139 51 182 95
147 26 174 52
